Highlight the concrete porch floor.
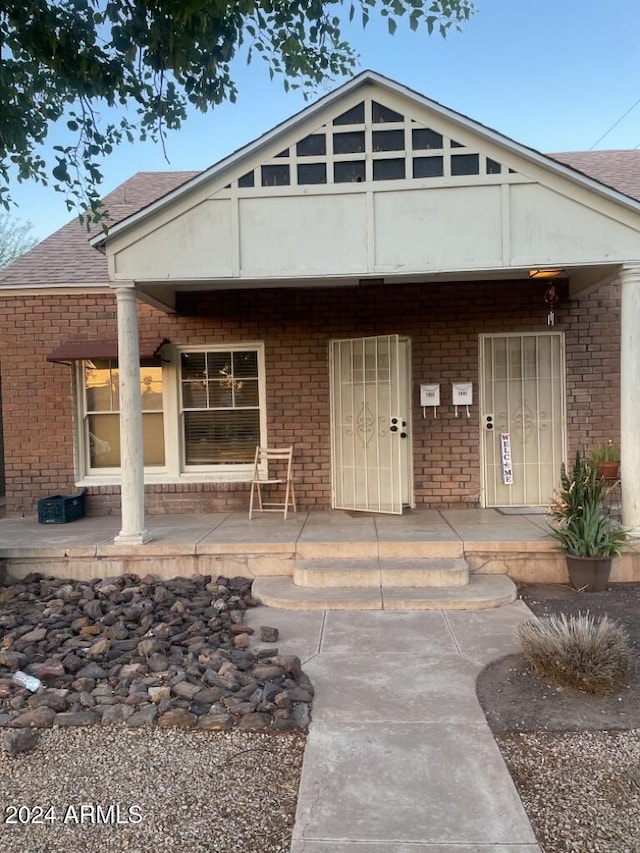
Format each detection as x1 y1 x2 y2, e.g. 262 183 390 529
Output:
0 506 622 586
0 507 638 588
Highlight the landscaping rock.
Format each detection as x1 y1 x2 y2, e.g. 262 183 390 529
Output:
3 728 40 757
54 711 99 726
19 627 47 644
158 708 196 728
126 704 158 727
36 658 66 679
27 690 69 712
0 573 312 733
172 681 203 701
260 625 280 643
196 711 233 730
238 712 271 731
12 706 56 728
0 650 27 670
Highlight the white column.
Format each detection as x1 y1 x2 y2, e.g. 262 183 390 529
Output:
113 285 151 545
619 264 640 534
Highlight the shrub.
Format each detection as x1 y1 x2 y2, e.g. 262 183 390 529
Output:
517 612 630 696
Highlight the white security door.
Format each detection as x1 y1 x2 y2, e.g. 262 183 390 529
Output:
330 335 411 513
480 332 566 507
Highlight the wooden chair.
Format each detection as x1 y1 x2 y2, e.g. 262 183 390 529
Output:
249 446 297 520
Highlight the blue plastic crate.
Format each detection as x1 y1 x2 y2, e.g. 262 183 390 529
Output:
37 490 86 524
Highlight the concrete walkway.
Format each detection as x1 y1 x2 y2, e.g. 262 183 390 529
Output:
246 602 541 852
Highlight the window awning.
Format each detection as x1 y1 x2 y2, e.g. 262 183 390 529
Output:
46 338 170 365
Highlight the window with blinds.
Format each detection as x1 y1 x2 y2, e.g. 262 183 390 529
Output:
180 348 263 466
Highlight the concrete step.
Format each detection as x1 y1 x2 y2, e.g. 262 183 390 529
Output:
293 558 469 589
252 574 517 611
296 540 465 561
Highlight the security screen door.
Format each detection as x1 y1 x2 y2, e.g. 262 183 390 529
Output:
330 335 411 513
480 332 566 507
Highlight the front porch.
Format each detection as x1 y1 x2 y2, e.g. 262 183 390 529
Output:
1 510 638 605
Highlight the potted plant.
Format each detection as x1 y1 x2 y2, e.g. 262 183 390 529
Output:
549 448 628 591
590 440 620 480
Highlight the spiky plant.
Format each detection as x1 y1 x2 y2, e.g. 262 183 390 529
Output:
548 447 628 558
548 500 629 558
549 447 609 522
518 612 630 696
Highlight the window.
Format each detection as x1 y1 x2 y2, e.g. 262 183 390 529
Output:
333 102 365 125
372 101 403 123
333 132 365 155
82 359 165 470
180 347 264 467
297 134 326 157
261 164 290 186
76 343 265 482
413 156 444 178
451 153 480 176
334 161 365 183
297 163 327 185
373 159 405 181
372 130 404 152
226 98 516 194
412 128 443 150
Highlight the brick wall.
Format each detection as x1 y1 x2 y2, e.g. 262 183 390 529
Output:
0 277 620 517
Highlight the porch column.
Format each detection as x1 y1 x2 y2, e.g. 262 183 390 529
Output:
113 284 151 545
619 264 640 535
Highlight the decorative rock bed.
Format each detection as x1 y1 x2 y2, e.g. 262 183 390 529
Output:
0 573 312 735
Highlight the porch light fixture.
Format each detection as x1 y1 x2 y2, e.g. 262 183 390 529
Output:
528 268 564 280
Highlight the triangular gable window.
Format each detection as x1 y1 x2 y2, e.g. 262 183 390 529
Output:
372 101 403 123
333 102 365 125
227 96 508 189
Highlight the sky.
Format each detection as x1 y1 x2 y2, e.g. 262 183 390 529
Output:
7 0 640 241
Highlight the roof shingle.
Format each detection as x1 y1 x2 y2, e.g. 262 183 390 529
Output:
0 172 197 287
549 150 640 203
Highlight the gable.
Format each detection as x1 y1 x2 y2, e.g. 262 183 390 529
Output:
108 80 640 296
108 81 531 278
36 74 640 297
222 96 510 191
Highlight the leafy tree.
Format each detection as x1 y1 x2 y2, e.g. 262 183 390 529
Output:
0 215 37 268
0 1 473 225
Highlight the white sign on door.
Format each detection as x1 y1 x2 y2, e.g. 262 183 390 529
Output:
500 432 513 485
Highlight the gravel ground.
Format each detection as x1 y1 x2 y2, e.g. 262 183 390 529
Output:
497 729 640 853
479 583 640 853
0 726 305 853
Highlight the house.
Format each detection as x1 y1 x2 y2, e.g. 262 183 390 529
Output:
1 70 640 546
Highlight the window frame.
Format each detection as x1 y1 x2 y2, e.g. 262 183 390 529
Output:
73 341 267 485
177 342 267 474
75 358 168 479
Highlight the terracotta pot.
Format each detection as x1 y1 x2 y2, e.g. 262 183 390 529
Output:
566 556 612 592
596 461 620 480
